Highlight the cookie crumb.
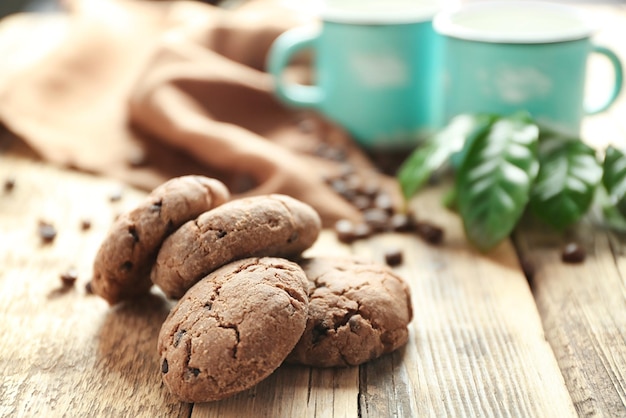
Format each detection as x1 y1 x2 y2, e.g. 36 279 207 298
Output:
385 249 404 266
38 220 57 244
60 267 78 287
561 242 585 264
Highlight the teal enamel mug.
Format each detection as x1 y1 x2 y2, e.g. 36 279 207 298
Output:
268 0 443 150
433 1 623 136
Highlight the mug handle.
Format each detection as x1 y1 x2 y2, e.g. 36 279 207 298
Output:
267 26 324 108
585 45 623 115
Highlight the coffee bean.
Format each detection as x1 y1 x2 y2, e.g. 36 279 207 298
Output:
80 219 92 231
415 221 444 245
351 195 372 211
60 267 78 287
389 213 413 232
353 222 372 240
4 176 15 192
109 188 123 202
334 219 357 244
385 248 404 266
363 208 390 232
374 193 394 214
127 149 147 167
38 220 57 244
561 242 586 263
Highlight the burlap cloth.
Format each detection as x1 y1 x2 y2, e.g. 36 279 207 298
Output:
0 0 403 226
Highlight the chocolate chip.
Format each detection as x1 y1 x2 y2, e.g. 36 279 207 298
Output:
85 281 94 295
415 221 444 244
80 219 92 231
173 330 186 347
191 367 200 377
287 231 299 243
128 225 140 242
149 200 162 213
60 267 78 287
121 261 133 271
38 220 57 244
217 230 227 239
4 176 15 192
348 316 361 333
161 359 169 374
561 242 586 263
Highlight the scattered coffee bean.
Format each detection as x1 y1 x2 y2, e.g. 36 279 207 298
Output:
109 188 123 202
363 208 390 232
374 193 394 214
352 195 372 211
415 221 444 245
38 220 57 244
334 219 357 244
297 118 316 134
4 176 15 192
126 149 147 167
561 242 586 264
80 219 92 231
353 222 372 240
385 248 404 266
389 213 413 232
60 267 78 287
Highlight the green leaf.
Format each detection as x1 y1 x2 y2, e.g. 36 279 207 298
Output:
602 145 626 218
455 112 540 251
530 138 601 230
396 114 494 201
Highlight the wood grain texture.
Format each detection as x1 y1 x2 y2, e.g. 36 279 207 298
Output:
0 152 189 418
353 188 578 417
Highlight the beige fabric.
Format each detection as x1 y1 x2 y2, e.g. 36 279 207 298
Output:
0 0 402 226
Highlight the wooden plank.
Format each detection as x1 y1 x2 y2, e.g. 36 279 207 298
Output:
0 152 190 417
514 218 626 417
349 188 578 417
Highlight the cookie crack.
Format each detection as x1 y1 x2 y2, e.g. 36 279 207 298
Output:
217 323 241 359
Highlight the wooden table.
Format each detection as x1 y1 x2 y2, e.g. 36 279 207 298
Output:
1 3 626 417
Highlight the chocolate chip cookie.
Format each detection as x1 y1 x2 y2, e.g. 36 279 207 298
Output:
158 257 309 403
287 256 413 367
152 194 321 299
92 176 230 304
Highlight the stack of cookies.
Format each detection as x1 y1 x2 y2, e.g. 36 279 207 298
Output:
91 176 413 403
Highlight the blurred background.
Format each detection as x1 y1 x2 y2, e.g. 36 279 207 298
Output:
2 0 625 21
